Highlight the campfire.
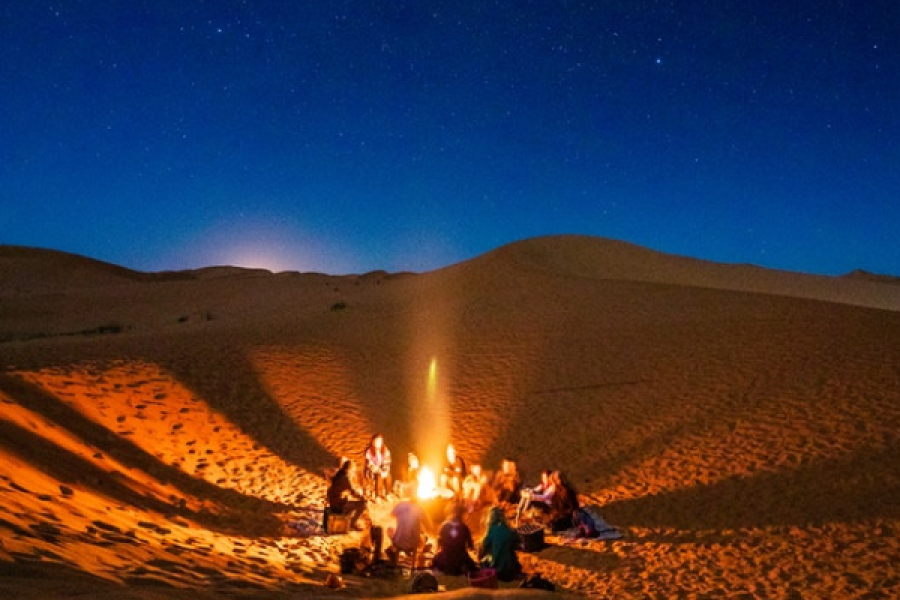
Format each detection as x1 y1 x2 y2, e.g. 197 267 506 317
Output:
417 465 438 500
416 465 454 502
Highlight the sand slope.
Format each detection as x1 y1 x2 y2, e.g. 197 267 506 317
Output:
1 235 899 598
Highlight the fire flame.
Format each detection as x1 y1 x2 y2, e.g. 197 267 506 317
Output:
417 466 438 500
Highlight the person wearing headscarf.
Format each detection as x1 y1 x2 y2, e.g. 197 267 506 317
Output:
478 506 522 582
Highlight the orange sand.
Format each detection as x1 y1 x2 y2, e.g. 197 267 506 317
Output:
1 235 899 599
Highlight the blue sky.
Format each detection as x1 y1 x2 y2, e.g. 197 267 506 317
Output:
2 1 898 275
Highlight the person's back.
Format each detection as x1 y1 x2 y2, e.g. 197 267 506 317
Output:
433 513 475 575
390 499 426 552
327 468 351 510
480 508 521 582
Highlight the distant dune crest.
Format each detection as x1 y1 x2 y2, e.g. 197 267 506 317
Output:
1 236 898 311
461 235 900 312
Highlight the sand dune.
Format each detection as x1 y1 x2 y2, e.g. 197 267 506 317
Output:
467 235 900 311
1 235 899 598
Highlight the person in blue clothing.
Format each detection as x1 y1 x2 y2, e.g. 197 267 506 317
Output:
478 506 522 582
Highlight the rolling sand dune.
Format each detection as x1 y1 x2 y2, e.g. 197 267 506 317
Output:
1 235 899 598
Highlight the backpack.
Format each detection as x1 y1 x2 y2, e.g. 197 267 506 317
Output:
409 571 439 593
573 507 598 538
520 573 556 591
576 505 624 540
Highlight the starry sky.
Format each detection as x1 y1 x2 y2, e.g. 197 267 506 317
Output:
2 1 898 275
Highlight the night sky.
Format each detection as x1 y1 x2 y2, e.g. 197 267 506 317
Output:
2 1 898 276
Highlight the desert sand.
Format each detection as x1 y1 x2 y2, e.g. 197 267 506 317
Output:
1 235 899 599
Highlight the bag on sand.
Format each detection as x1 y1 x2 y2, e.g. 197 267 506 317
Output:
516 522 546 552
520 573 555 591
409 571 439 593
339 548 361 574
580 505 624 540
573 508 598 538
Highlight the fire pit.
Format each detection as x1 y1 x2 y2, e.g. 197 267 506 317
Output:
416 466 455 524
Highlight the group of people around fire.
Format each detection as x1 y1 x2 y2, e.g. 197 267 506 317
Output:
325 433 581 581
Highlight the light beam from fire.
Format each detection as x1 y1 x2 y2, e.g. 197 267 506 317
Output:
415 357 448 476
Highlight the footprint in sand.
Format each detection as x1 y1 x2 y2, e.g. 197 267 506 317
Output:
92 520 122 533
9 481 31 493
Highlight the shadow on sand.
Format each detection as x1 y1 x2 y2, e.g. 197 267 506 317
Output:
601 442 900 531
0 374 292 537
147 340 337 474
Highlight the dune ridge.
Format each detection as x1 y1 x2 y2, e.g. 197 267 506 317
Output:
1 235 899 598
460 235 900 312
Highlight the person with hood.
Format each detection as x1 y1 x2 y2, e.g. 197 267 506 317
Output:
432 503 477 575
478 506 522 582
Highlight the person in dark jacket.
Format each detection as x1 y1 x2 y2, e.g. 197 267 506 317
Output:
479 506 522 582
432 503 477 575
327 460 367 530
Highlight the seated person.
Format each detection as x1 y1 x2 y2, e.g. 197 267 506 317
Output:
363 433 392 501
479 506 522 582
386 485 434 562
431 503 477 575
491 458 522 508
461 464 489 510
515 469 554 526
548 471 579 532
394 452 420 498
326 460 367 531
440 443 467 494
